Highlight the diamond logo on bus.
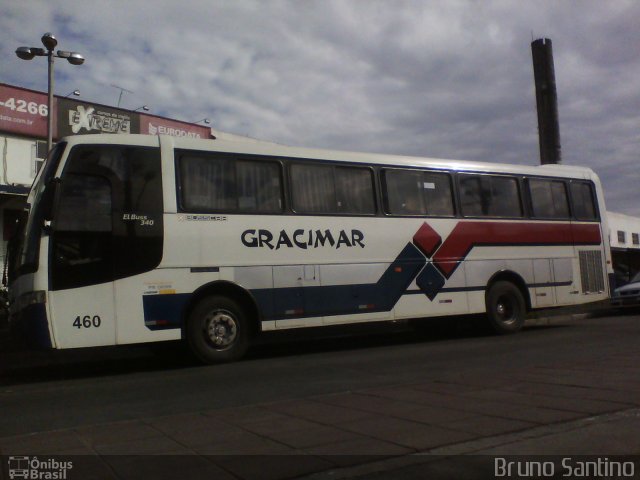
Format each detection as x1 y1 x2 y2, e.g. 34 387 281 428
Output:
412 222 442 259
416 263 446 301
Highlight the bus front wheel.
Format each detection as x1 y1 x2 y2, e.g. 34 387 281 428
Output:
485 281 525 334
187 296 250 363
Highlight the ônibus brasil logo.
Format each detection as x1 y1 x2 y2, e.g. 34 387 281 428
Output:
8 456 72 480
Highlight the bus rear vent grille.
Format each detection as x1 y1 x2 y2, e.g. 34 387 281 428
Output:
579 250 604 294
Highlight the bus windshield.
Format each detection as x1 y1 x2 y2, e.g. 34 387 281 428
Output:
11 142 66 279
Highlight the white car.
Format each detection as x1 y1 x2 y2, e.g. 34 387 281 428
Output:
611 271 640 307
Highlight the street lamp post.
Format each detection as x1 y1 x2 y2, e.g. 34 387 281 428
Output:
16 32 85 153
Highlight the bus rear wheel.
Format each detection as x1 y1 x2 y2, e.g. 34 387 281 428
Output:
485 281 525 334
187 296 250 363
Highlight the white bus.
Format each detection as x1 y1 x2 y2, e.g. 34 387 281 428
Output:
7 134 612 363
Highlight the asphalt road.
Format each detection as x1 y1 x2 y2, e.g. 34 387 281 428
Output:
1 310 638 439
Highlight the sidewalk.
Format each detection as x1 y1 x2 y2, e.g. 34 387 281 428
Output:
1 349 639 480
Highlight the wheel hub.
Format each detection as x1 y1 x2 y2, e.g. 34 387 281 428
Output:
205 310 238 348
496 296 515 325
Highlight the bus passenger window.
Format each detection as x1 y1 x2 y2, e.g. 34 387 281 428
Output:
459 175 523 218
423 172 454 216
529 179 569 219
180 155 236 211
570 182 598 221
490 176 523 217
291 164 336 213
291 164 375 215
459 176 485 216
383 169 454 216
383 170 424 215
237 160 282 213
335 167 375 214
179 154 283 213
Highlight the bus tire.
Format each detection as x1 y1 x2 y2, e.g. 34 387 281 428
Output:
187 296 250 363
485 281 525 334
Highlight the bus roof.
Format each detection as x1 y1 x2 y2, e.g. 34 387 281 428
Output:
61 133 599 181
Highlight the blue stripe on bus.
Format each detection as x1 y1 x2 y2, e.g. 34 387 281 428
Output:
142 293 190 330
142 242 428 329
141 237 579 330
141 277 575 330
252 242 426 320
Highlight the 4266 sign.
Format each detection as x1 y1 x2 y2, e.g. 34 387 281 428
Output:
0 97 47 116
0 84 48 137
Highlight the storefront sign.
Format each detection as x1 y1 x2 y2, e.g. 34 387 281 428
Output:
57 98 140 137
0 84 49 137
1 82 211 141
140 115 210 138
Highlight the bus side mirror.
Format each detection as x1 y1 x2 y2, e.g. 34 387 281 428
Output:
41 178 61 223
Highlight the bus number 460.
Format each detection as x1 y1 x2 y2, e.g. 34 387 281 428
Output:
73 315 102 329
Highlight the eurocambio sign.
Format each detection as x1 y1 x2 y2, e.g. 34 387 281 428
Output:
139 115 209 138
0 83 211 140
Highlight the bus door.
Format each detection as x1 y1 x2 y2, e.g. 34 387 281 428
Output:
48 165 117 348
49 144 164 348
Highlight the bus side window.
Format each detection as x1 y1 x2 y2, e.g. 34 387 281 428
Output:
382 169 454 217
291 164 336 213
570 182 598 221
489 176 523 217
423 172 454 216
529 179 570 219
178 154 283 214
460 174 522 218
291 163 375 215
179 155 236 211
236 160 283 213
383 169 424 215
335 167 375 215
459 176 485 216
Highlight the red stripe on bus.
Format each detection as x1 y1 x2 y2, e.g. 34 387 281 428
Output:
431 222 601 278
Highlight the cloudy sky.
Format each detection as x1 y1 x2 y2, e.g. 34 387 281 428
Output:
1 1 639 216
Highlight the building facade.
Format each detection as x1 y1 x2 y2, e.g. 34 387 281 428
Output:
608 211 640 286
0 82 212 274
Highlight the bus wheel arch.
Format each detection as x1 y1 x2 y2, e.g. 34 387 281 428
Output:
183 281 260 363
484 271 529 334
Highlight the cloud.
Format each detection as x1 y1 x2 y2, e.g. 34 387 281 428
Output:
2 0 639 216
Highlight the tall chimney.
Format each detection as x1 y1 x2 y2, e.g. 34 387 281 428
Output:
531 38 561 164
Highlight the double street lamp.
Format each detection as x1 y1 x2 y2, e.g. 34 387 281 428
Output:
16 32 85 153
